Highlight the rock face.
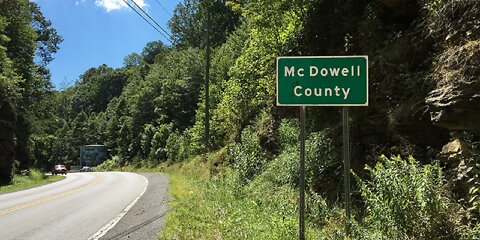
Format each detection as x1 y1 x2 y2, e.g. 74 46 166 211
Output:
440 138 469 162
424 7 480 201
426 41 480 132
0 101 16 184
438 135 477 202
391 100 450 148
426 41 480 203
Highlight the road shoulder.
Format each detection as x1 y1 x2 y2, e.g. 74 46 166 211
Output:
99 173 169 240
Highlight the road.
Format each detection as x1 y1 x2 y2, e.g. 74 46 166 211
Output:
0 172 148 240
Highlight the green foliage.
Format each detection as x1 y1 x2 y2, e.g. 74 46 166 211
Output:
460 222 480 240
28 168 46 181
164 130 192 162
274 120 341 198
230 126 265 183
0 16 22 106
140 40 165 64
149 48 204 130
94 155 122 172
30 134 56 169
305 131 339 193
140 124 155 158
165 131 181 161
0 0 62 180
169 0 240 48
356 155 460 239
123 52 142 68
30 1 63 67
70 65 129 115
213 0 303 143
277 118 299 149
148 124 171 161
190 26 248 150
160 159 323 240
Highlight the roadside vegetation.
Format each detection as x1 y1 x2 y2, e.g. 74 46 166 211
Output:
0 169 64 194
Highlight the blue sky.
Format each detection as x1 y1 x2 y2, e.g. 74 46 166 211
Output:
32 0 181 89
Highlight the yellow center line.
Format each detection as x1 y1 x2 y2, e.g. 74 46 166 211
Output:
0 174 104 215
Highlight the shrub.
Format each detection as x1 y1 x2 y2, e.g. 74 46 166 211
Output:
229 126 265 183
94 155 122 171
278 130 340 196
165 131 191 162
177 133 192 162
356 155 460 239
260 145 298 187
460 222 480 240
305 131 340 197
277 118 299 150
28 169 46 181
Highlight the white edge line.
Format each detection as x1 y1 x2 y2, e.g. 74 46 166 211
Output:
88 174 149 240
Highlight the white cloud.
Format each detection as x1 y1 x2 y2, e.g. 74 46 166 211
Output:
75 0 86 6
95 0 147 12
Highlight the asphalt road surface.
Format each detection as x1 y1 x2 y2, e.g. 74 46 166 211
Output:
0 172 152 240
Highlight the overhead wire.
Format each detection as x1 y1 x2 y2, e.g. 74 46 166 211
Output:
122 0 203 65
121 0 172 44
153 0 172 18
128 0 174 40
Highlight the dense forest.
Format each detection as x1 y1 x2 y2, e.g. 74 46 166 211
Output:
1 0 480 238
0 0 62 183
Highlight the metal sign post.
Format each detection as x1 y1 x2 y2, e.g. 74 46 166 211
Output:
299 106 306 240
343 107 351 235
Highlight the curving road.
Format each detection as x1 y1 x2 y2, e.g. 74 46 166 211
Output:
0 172 148 240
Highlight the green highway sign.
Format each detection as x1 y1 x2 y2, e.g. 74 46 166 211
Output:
276 56 368 106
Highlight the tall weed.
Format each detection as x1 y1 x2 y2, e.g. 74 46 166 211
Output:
356 155 460 239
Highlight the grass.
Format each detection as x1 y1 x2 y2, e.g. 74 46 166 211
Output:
158 171 220 239
0 170 65 194
158 155 324 240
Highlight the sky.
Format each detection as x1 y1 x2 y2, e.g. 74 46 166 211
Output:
32 0 182 89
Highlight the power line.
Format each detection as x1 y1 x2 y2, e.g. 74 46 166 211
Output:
122 0 202 66
128 0 173 40
153 0 172 17
121 0 172 43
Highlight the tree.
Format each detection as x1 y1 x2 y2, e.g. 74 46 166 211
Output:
123 52 142 67
70 65 129 115
141 40 165 64
146 48 204 130
30 2 63 67
0 0 62 180
169 0 240 48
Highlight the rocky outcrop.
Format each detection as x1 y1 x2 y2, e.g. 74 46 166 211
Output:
0 101 16 184
424 1 480 207
390 99 449 147
426 41 480 132
438 134 478 204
